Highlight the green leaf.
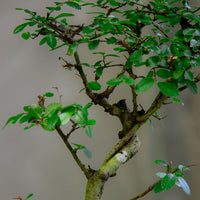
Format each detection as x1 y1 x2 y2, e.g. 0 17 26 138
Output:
46 34 57 49
13 23 28 34
156 69 171 79
161 174 177 191
146 56 161 67
44 92 54 97
67 43 78 55
58 112 72 126
44 103 61 117
47 114 59 129
84 102 93 110
61 105 76 113
154 160 168 167
28 104 43 119
85 126 93 138
153 180 163 193
135 78 155 92
172 69 184 80
3 113 24 129
19 114 33 124
157 82 179 97
88 40 100 50
55 13 74 19
125 78 135 85
173 98 184 106
87 119 96 126
87 81 101 91
106 37 117 44
83 26 95 34
82 146 92 159
187 81 198 94
185 71 194 81
96 67 103 77
106 78 123 86
129 49 143 65
65 2 82 10
21 32 30 40
176 177 191 195
25 193 34 200
24 123 36 130
74 110 88 125
39 36 48 46
41 119 55 131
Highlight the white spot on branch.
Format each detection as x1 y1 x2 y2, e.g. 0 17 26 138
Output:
115 151 128 163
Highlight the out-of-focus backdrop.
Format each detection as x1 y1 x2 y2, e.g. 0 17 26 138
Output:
0 0 199 200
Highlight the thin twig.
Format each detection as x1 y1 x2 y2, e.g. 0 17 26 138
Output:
55 126 90 179
53 86 62 106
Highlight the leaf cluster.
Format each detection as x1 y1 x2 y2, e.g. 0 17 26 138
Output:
153 160 191 195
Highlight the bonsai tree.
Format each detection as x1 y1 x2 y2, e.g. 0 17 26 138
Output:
4 0 200 199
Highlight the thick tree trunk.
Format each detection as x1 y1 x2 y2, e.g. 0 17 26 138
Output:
85 136 141 200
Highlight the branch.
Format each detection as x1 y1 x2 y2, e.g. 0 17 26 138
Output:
103 122 144 164
130 180 160 200
55 126 91 179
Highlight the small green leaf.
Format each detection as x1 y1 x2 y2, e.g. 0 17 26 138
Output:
13 23 28 34
21 32 30 40
162 174 177 191
125 78 135 85
106 37 117 44
44 103 61 117
67 43 78 55
135 78 155 92
156 69 171 79
157 82 179 97
46 34 57 49
58 112 72 126
84 102 93 110
82 146 92 159
55 13 74 19
41 119 55 131
47 114 59 129
44 92 54 97
39 36 48 46
146 56 161 67
28 104 43 119
106 78 123 86
65 2 82 10
19 114 33 124
185 71 194 81
25 193 34 200
173 98 184 106
85 126 93 138
3 113 24 129
74 110 88 125
153 180 163 193
87 119 96 126
87 81 101 91
24 123 36 130
154 160 168 166
96 67 103 77
88 40 100 50
187 81 198 94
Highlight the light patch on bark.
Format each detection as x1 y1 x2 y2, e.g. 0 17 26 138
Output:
115 150 128 163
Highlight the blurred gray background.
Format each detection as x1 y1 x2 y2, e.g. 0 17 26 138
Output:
0 0 199 200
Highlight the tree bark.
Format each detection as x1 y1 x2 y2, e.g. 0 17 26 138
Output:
85 136 141 199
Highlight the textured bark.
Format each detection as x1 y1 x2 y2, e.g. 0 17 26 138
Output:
85 136 141 199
